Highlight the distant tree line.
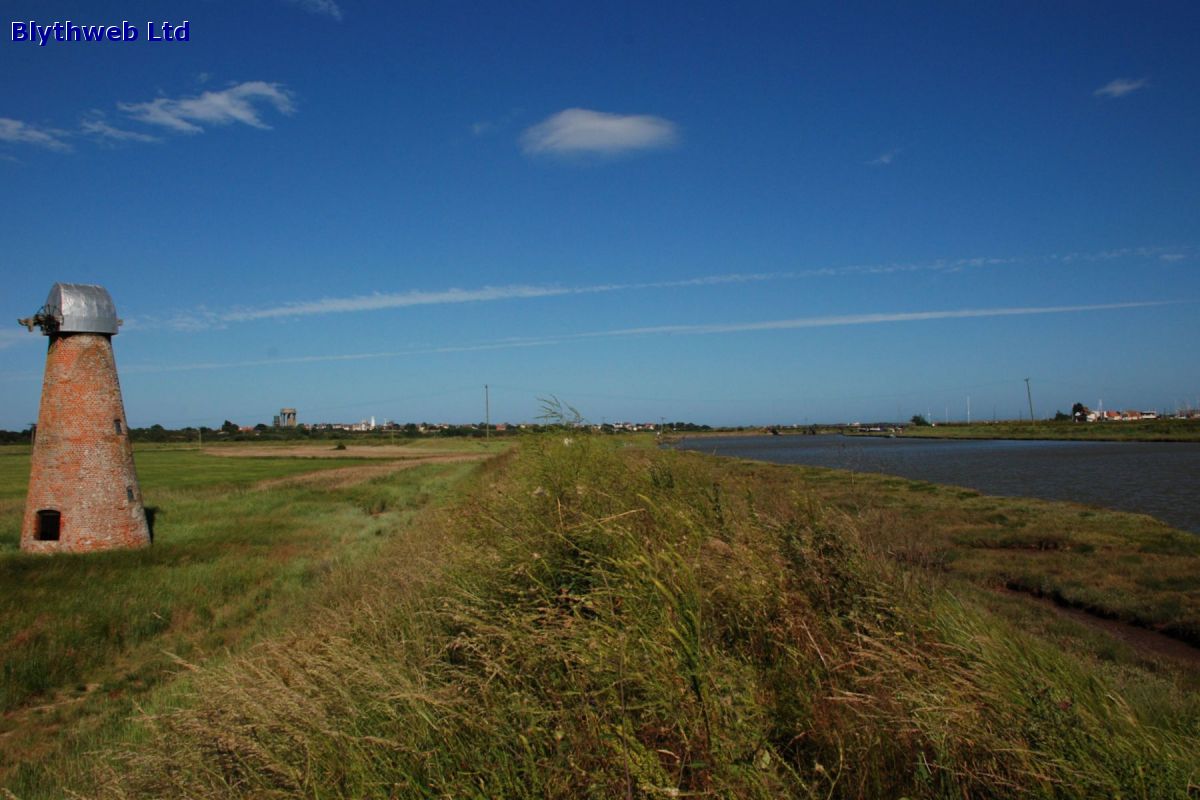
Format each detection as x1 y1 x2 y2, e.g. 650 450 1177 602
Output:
0 429 33 444
0 420 712 444
125 423 525 443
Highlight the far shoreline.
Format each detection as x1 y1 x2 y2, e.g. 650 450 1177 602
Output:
665 418 1200 445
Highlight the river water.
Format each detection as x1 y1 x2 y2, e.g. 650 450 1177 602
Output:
672 435 1200 534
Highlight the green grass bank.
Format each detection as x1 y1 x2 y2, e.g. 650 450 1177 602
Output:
13 435 1189 799
895 418 1200 442
0 444 484 793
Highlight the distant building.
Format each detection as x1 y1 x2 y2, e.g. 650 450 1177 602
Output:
274 408 297 428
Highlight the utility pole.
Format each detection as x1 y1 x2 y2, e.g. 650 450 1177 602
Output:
484 384 490 441
198 426 202 450
967 395 971 425
1024 378 1035 422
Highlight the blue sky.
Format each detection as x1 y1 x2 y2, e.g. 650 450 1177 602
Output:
2 1 1198 428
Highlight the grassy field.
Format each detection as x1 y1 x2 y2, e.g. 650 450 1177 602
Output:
2 437 1199 797
895 418 1200 441
0 444 486 793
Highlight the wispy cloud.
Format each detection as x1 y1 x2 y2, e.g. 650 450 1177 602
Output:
124 301 1176 375
520 108 678 156
867 149 900 166
136 274 781 330
471 110 521 138
1048 245 1190 263
127 245 1195 332
225 285 584 322
284 0 343 20
579 302 1171 339
0 118 71 151
118 81 295 133
81 114 161 144
1094 77 1148 99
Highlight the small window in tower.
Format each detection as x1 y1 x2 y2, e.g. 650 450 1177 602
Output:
114 419 122 435
126 486 134 502
35 510 61 541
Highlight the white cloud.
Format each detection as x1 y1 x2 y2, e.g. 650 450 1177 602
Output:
520 108 678 156
81 115 161 143
0 118 71 151
1160 253 1186 262
285 0 343 20
118 81 295 133
867 149 900 166
1094 78 1148 99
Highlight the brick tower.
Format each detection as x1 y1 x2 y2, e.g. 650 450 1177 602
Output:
18 283 150 553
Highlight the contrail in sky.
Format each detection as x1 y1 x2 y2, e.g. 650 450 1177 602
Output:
121 244 1193 331
143 273 785 329
121 300 1176 374
571 301 1166 337
219 273 778 322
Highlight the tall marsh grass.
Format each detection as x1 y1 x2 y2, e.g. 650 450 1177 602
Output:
85 436 1200 798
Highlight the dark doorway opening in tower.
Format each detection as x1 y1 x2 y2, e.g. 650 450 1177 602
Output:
114 419 122 435
35 510 61 541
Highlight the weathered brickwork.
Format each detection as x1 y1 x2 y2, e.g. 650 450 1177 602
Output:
21 333 150 553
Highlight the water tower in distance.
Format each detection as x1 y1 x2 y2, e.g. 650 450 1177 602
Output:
18 283 150 553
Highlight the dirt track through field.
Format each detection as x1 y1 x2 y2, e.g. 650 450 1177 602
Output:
1000 587 1200 668
253 454 486 491
208 445 491 460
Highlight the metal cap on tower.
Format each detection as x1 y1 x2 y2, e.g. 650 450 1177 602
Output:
18 283 122 335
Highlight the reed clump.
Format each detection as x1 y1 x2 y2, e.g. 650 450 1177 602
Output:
90 436 1199 799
